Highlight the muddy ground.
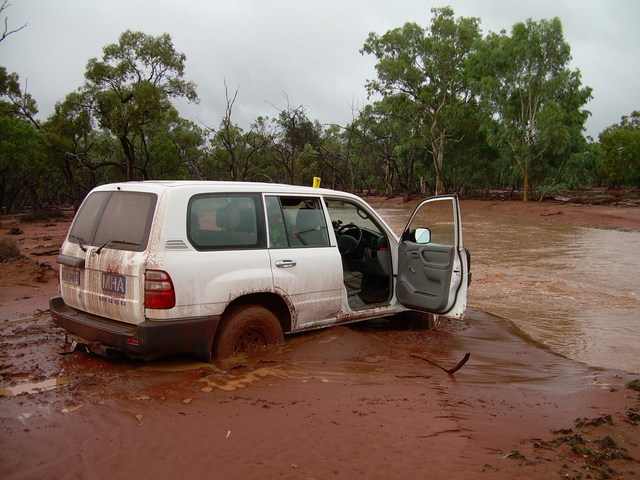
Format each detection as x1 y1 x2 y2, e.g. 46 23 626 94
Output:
1 198 639 480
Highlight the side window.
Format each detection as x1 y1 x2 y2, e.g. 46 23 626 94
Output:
188 194 265 250
402 198 457 247
266 196 329 248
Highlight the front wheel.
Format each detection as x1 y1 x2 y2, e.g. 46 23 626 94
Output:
214 305 284 358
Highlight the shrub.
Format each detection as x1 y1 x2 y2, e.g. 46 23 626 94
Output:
0 237 21 262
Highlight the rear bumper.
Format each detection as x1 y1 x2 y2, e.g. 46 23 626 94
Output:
50 296 220 361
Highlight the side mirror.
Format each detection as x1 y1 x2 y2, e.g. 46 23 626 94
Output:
413 227 431 244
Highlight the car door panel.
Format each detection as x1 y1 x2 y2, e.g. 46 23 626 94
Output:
397 242 455 312
266 195 343 330
396 195 468 318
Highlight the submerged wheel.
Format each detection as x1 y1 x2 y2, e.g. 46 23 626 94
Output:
390 311 440 330
214 305 284 358
407 311 440 330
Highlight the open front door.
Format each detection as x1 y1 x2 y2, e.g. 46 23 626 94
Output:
396 195 469 319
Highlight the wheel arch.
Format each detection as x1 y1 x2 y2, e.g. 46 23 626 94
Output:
222 292 292 334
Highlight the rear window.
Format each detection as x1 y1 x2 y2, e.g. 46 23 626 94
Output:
69 191 157 251
188 193 265 250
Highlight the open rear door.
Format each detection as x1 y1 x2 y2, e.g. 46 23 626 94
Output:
396 195 469 318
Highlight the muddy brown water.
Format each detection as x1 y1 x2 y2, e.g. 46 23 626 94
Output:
376 204 640 374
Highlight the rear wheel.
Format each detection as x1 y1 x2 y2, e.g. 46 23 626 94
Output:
214 305 284 358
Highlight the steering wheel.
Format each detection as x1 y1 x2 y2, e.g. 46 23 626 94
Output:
336 223 363 255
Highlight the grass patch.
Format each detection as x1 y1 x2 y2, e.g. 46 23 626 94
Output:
626 409 640 424
553 433 589 454
504 450 526 460
576 414 613 429
627 379 640 392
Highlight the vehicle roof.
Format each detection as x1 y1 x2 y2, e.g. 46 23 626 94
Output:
90 180 359 199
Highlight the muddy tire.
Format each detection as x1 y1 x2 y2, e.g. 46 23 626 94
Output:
214 305 284 358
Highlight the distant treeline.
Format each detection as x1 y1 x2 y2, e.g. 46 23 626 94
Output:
1 7 638 211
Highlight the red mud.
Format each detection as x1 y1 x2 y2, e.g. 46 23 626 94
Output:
1 201 639 480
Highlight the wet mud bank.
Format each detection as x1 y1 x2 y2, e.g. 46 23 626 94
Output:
1 310 638 480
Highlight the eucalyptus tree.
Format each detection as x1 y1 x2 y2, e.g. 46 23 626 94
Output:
439 104 498 194
208 84 271 181
0 110 45 210
469 17 591 200
43 91 105 207
599 111 640 186
311 123 358 192
80 30 198 181
0 67 39 128
350 102 406 196
137 111 205 180
361 7 481 195
269 102 321 185
0 67 47 210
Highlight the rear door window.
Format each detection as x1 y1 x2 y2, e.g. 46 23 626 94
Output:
188 193 265 250
69 191 157 251
265 196 329 248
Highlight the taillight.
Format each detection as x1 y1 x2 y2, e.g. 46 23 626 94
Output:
144 270 176 309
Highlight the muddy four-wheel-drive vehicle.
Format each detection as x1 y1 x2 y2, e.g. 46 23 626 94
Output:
50 181 470 361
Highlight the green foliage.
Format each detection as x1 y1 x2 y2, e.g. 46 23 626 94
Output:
269 104 321 184
0 14 625 203
81 30 199 181
361 7 482 195
627 379 640 391
0 66 39 123
468 17 592 200
209 103 271 182
0 115 48 210
599 111 640 186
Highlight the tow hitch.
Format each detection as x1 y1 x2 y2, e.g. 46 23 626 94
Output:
63 333 121 359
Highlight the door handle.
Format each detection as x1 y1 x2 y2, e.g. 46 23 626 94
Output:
275 260 297 268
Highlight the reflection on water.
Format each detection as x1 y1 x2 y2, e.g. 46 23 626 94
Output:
374 204 640 373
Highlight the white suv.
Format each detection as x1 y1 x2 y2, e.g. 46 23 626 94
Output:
50 181 470 361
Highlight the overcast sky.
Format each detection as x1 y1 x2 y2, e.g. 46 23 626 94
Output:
1 0 639 138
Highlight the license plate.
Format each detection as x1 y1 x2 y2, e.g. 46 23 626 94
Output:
101 272 127 297
61 267 80 285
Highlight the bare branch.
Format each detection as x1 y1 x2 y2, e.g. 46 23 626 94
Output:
1 1 27 43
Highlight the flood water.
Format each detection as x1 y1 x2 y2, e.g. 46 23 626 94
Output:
374 204 640 374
